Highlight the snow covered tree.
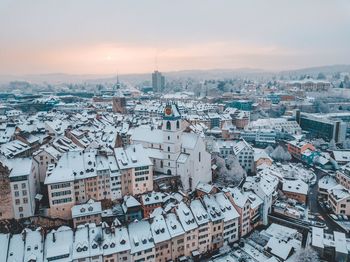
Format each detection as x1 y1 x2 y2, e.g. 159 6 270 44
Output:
270 145 291 161
294 247 320 262
343 139 350 149
328 139 337 150
265 145 274 156
213 155 246 186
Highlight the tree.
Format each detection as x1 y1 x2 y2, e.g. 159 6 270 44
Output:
270 145 291 161
314 100 330 113
317 72 326 80
313 138 325 148
213 155 246 186
265 145 274 156
294 247 320 262
343 139 350 149
329 139 337 150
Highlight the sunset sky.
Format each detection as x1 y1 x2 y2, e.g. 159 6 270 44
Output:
1 0 350 75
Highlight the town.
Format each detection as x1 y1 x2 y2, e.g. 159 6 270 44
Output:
0 67 350 262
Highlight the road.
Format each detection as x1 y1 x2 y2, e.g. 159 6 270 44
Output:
308 168 346 233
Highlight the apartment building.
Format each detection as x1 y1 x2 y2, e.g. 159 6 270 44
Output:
150 215 172 262
190 199 211 254
176 201 199 257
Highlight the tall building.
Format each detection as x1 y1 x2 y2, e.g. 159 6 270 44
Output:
152 70 165 93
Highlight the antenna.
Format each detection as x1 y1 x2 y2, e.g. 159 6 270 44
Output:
155 50 158 71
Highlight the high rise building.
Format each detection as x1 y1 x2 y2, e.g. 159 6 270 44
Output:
152 70 165 93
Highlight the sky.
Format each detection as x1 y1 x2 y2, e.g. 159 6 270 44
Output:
0 0 350 75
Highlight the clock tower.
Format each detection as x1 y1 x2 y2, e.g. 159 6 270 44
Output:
162 102 182 176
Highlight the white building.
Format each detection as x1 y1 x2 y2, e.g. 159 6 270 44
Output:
8 158 36 219
131 103 212 191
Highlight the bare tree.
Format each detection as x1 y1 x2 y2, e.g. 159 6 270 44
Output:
270 145 291 161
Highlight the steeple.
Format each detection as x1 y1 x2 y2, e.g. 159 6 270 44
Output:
163 101 181 120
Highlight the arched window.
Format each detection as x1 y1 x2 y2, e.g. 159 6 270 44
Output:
160 161 163 168
166 121 171 130
199 152 201 162
176 120 180 129
168 146 170 152
168 136 170 141
167 169 172 175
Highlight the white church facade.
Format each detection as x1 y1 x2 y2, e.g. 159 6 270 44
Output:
130 103 212 191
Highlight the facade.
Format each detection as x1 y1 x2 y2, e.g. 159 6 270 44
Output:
287 140 315 160
296 112 347 143
71 199 102 228
45 145 153 219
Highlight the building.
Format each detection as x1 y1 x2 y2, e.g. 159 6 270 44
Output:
71 199 102 228
130 103 212 191
122 195 143 223
176 201 199 257
296 112 347 143
282 179 308 204
215 192 239 243
190 199 211 254
141 191 165 218
202 195 224 250
152 70 165 93
287 140 315 160
150 215 172 262
8 158 36 219
128 220 156 262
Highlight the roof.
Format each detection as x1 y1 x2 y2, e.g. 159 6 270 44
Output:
114 144 153 170
7 234 25 262
72 200 102 219
0 234 9 262
282 179 308 195
190 199 210 226
202 195 224 222
176 202 198 232
214 192 239 221
128 220 154 254
131 126 163 144
165 213 185 238
265 237 293 260
150 215 171 244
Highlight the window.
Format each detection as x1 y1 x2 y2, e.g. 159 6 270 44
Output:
166 121 171 130
176 120 180 129
199 152 201 162
168 146 170 152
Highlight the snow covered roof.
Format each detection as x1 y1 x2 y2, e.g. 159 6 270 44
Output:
141 191 165 206
114 144 153 170
7 234 25 262
24 229 44 262
282 179 308 195
150 215 171 244
176 202 198 232
128 220 154 254
45 226 74 262
214 192 239 221
72 199 102 219
165 213 185 238
202 195 224 222
131 126 163 144
0 234 9 262
190 199 210 226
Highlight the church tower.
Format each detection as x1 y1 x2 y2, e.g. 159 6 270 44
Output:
162 102 182 176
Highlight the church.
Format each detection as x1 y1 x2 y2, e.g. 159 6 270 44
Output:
130 102 212 191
